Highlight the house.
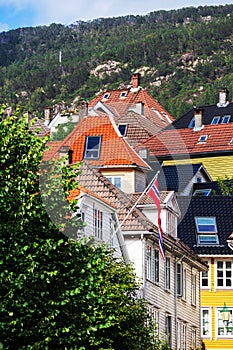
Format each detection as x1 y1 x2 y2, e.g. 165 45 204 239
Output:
74 161 207 350
88 72 174 146
146 163 212 196
68 184 129 263
43 114 151 193
137 88 233 180
177 195 233 350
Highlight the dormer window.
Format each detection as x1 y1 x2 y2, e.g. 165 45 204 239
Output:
118 124 127 136
211 116 220 125
198 135 208 142
120 91 127 98
195 217 219 245
103 93 110 99
221 115 231 124
84 136 101 159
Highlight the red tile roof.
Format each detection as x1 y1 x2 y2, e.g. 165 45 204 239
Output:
43 115 150 170
89 86 174 128
137 123 233 158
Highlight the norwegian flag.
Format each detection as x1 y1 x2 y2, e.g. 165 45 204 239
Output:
147 178 165 259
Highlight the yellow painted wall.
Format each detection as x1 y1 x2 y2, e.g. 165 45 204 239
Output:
164 154 233 180
201 258 233 350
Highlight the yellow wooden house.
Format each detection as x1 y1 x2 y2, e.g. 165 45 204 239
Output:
177 195 233 350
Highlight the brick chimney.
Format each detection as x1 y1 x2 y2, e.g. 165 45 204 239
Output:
131 73 141 89
193 107 204 131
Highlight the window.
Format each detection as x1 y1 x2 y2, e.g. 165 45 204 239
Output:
193 189 212 196
165 257 171 290
211 116 220 124
103 93 110 99
93 207 103 240
84 136 101 159
146 246 152 280
154 249 159 284
201 308 211 337
176 263 183 296
106 176 122 189
216 261 233 288
182 323 187 350
149 307 160 336
191 327 197 348
191 272 196 306
183 268 187 300
195 217 219 245
120 91 127 97
222 115 231 124
165 315 172 347
118 124 127 136
217 307 233 337
188 117 195 128
198 135 208 142
201 261 210 288
146 246 159 283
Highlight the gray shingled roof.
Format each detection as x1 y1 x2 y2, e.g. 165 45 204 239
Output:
177 196 233 255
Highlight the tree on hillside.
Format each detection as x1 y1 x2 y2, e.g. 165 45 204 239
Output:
0 107 165 349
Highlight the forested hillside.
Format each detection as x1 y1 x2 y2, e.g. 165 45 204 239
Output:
0 4 233 118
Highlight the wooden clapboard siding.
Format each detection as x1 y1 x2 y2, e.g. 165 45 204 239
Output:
201 257 233 350
164 154 233 180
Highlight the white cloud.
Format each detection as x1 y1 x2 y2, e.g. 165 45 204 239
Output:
0 22 9 32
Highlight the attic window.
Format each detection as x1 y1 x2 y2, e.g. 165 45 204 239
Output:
195 217 219 245
211 116 220 125
103 93 110 99
84 136 101 159
118 124 127 136
188 117 195 128
221 115 231 124
198 135 208 142
120 91 127 98
193 189 212 196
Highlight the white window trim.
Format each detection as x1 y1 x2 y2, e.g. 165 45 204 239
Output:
215 306 233 339
200 259 211 290
215 260 233 289
201 307 212 339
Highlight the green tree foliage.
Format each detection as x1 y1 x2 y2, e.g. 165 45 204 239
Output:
50 116 76 141
0 5 233 117
0 108 164 349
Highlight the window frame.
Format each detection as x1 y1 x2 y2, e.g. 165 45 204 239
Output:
211 116 220 125
195 216 219 246
106 175 122 189
84 136 102 159
93 206 103 240
103 93 110 99
216 307 233 338
201 260 210 289
118 123 128 137
198 135 208 142
215 260 233 289
201 308 212 338
221 115 231 124
165 257 171 291
176 262 183 297
191 271 197 306
193 189 212 196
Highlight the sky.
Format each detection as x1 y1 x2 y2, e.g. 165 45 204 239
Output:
0 0 232 32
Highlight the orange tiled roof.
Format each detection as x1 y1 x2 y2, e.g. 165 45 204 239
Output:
89 87 174 128
43 115 150 170
138 123 233 158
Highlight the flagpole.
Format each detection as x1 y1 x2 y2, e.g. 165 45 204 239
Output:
112 170 160 236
